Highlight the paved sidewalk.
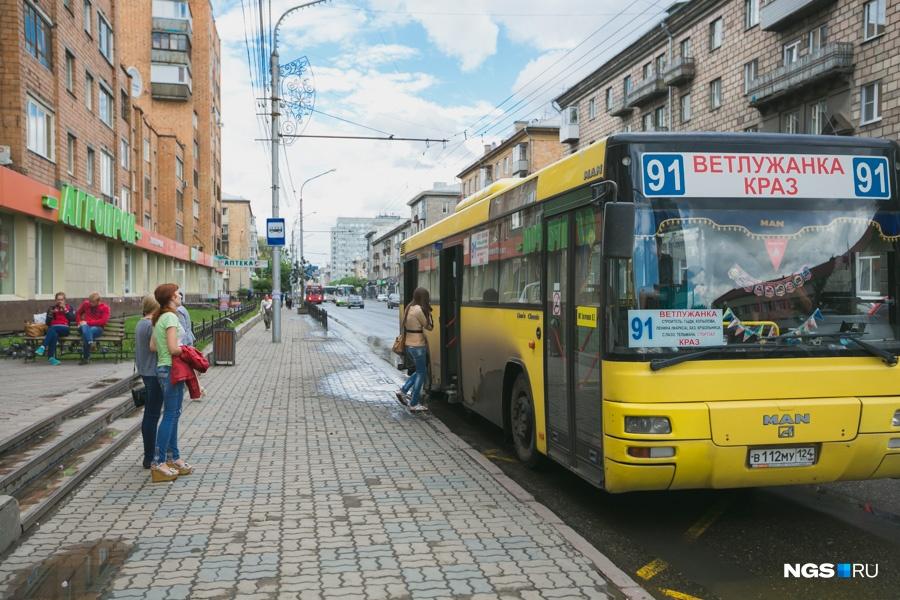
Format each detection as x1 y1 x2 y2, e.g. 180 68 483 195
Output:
0 314 633 599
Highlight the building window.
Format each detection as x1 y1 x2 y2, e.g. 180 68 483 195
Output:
654 105 666 130
24 2 52 69
65 51 75 92
106 242 115 294
67 134 76 175
856 253 883 297
808 24 828 53
442 202 450 214
642 62 652 79
783 40 801 65
176 157 184 181
745 125 759 133
99 84 113 126
780 109 801 133
120 89 130 121
83 0 91 34
680 93 692 123
588 97 596 119
144 175 151 198
807 99 828 134
26 96 54 160
655 53 666 75
709 78 722 109
864 0 887 41
680 37 692 58
642 113 653 131
709 17 723 50
35 223 54 295
152 32 189 51
176 223 184 243
98 13 113 62
124 248 133 294
861 81 881 124
193 140 199 160
87 148 95 185
144 213 151 228
100 150 113 197
120 137 129 169
743 59 758 95
193 169 199 188
120 186 129 213
192 111 198 129
0 214 14 294
605 87 613 110
84 72 93 111
176 189 184 212
744 0 759 29
143 138 150 162
623 75 632 96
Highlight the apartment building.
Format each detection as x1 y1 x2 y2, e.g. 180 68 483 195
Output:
457 119 563 197
330 216 405 280
556 0 898 147
118 0 222 255
370 219 412 294
0 0 220 329
221 193 258 293
407 182 460 234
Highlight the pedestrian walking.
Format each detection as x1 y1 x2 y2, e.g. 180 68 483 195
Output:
175 290 196 346
148 283 193 483
134 295 163 470
75 292 110 364
395 287 433 413
286 295 293 310
261 294 273 330
34 292 75 365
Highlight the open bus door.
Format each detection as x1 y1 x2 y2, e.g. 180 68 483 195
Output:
542 194 605 484
439 245 463 402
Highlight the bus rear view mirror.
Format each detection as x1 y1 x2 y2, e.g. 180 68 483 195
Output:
603 202 635 259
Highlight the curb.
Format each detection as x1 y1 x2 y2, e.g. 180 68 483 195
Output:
320 315 654 600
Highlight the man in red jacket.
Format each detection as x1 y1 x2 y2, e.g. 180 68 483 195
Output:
75 292 110 364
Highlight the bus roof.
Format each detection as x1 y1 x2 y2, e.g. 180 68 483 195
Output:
403 132 898 256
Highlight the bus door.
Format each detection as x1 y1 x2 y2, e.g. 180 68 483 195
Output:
439 245 463 401
543 203 604 483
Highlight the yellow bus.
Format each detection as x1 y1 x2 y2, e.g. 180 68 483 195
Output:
400 132 900 492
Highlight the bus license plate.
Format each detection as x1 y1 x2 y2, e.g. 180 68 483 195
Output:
748 446 816 468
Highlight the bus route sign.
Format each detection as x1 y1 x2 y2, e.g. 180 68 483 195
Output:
627 309 724 348
641 152 891 200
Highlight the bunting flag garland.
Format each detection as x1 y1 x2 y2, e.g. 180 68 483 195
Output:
796 308 825 335
722 308 775 342
723 307 736 322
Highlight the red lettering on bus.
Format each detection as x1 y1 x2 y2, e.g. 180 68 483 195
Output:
752 156 766 173
786 157 801 174
771 178 786 195
831 158 845 174
694 156 708 172
724 155 737 172
709 155 723 173
744 178 757 194
816 157 830 174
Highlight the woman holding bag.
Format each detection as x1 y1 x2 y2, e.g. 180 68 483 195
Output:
134 295 163 469
395 287 433 412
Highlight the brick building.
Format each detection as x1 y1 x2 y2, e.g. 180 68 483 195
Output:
457 119 563 197
369 219 412 294
221 193 258 293
0 0 222 330
555 0 897 148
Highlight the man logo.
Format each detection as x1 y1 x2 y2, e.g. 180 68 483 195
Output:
778 425 794 438
763 413 810 426
784 563 879 579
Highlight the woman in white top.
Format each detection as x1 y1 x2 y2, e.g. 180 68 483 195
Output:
396 287 433 412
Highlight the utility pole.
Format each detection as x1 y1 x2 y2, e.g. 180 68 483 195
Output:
298 168 335 302
269 0 328 343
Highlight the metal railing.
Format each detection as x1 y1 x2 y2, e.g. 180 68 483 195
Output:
192 301 259 346
307 303 328 332
747 43 853 106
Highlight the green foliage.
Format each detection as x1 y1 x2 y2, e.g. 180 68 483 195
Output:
331 276 367 289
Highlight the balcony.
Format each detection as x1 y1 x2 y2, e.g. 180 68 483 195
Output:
152 48 191 67
559 121 579 143
663 57 695 86
151 63 192 101
608 98 632 117
152 0 192 33
747 43 853 107
513 159 529 175
625 75 667 108
760 0 836 31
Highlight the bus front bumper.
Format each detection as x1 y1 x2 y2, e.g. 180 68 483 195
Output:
602 433 900 493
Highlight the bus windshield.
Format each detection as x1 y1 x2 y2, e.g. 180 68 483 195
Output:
611 199 900 357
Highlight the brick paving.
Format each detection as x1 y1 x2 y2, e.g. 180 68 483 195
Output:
0 314 622 599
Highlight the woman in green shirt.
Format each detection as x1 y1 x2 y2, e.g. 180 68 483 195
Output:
149 283 192 482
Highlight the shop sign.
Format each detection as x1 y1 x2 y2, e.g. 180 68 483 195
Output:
42 184 140 244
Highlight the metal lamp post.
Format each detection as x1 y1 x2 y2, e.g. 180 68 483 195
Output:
297 169 335 300
270 0 328 342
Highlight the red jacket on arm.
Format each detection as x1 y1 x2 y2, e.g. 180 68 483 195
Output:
171 345 210 399
75 301 110 327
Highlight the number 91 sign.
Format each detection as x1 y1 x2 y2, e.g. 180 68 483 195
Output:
642 154 685 197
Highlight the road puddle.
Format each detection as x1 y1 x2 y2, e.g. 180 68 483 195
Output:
5 538 131 599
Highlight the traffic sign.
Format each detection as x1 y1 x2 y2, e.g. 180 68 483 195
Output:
266 218 286 246
219 259 268 268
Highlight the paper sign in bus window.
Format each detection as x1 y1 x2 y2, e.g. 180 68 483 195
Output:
628 309 724 348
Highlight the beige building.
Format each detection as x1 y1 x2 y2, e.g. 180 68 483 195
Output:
556 0 898 148
408 182 460 235
370 219 411 294
221 193 258 293
457 119 563 197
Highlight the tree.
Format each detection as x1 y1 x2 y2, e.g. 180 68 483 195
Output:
254 246 291 294
331 276 367 289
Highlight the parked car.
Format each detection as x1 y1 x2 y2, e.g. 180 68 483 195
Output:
347 294 365 309
386 293 400 309
376 293 388 302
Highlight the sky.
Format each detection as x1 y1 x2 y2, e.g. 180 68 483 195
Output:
211 0 677 268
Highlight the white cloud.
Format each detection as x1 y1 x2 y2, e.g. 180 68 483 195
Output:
333 44 420 69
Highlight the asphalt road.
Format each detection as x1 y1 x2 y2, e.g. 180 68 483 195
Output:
325 300 900 600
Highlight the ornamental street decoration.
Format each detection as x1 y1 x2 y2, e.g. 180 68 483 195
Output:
279 56 315 146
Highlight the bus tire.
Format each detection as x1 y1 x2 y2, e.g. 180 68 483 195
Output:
510 374 540 468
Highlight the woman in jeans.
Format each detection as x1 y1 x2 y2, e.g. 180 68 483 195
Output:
134 295 163 469
395 287 433 413
35 291 75 365
148 283 193 482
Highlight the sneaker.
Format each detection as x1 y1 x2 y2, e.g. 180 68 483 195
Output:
78 358 90 365
48 357 61 366
35 345 45 356
395 391 409 406
409 404 428 413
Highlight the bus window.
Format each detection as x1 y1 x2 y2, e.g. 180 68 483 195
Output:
465 225 499 303
498 208 542 304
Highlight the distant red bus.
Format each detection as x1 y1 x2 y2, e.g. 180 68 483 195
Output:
305 285 324 304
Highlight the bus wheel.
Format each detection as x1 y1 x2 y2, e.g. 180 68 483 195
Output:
510 375 540 467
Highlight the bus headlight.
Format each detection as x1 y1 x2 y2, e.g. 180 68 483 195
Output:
893 410 900 427
625 416 671 434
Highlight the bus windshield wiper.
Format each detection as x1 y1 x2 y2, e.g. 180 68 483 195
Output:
649 344 764 371
775 332 898 367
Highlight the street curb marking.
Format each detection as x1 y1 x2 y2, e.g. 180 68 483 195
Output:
636 558 669 580
683 497 730 542
660 588 704 600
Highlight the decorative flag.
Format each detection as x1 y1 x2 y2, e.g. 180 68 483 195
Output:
723 307 736 322
812 308 824 322
764 238 789 271
727 318 741 330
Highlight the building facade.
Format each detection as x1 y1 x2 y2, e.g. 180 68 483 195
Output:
407 182 460 234
329 215 404 280
221 193 258 293
370 219 412 294
556 0 899 148
457 119 563 197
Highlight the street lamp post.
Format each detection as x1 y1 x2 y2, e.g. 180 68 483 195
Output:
297 169 335 300
270 0 328 343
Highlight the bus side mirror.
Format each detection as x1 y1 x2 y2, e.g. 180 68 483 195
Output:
603 202 635 259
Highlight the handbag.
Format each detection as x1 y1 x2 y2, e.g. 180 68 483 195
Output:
392 306 408 356
24 322 48 337
131 385 147 408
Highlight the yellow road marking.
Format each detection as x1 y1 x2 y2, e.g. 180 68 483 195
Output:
684 498 730 542
660 588 704 600
636 558 668 580
482 449 517 463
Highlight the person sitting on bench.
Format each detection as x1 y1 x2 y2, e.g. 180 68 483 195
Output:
75 292 110 364
35 291 75 365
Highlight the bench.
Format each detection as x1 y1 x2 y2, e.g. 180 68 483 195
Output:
23 316 128 362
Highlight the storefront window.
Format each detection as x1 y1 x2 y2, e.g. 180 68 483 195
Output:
107 241 116 294
173 261 186 290
0 213 14 295
35 223 53 295
124 247 133 295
